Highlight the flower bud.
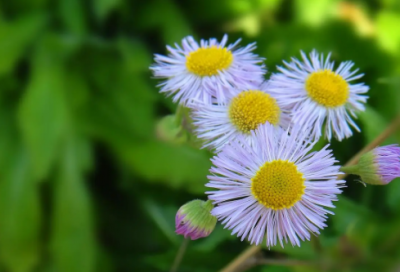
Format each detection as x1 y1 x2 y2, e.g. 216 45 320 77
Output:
341 145 400 185
175 200 217 240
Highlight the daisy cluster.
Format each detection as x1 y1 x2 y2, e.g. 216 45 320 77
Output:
151 35 399 248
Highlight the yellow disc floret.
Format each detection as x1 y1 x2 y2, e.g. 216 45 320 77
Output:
186 46 233 77
229 90 281 133
305 69 349 108
251 160 305 210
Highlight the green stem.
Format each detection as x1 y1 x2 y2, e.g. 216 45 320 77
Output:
170 239 189 272
340 165 361 176
203 199 214 211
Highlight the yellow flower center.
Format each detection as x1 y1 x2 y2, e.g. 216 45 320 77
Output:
305 70 349 107
229 90 280 133
186 46 233 77
251 160 305 210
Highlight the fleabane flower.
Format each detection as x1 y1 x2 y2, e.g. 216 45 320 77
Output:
207 123 344 247
175 200 217 240
341 145 400 185
192 83 290 150
268 50 369 141
151 35 265 106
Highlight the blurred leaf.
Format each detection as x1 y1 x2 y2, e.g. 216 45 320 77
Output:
332 196 372 233
358 105 388 143
155 115 187 144
144 244 233 272
292 266 319 272
376 11 400 54
0 13 46 75
92 0 121 22
95 248 115 272
64 70 91 112
192 224 235 252
381 0 400 11
375 75 400 121
178 0 268 27
0 0 48 13
74 136 94 173
261 266 292 272
142 199 179 245
385 178 400 212
58 0 87 36
87 76 156 141
0 147 41 272
18 36 70 180
117 38 152 73
142 248 176 272
269 240 316 259
294 0 336 26
137 0 193 44
83 45 157 141
331 195 381 250
0 103 18 168
50 136 96 272
116 140 211 194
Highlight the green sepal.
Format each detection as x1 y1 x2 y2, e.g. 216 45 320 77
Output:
342 151 384 185
179 200 217 234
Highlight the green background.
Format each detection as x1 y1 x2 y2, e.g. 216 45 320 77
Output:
0 0 400 271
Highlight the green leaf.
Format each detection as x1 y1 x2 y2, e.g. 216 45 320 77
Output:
0 13 47 75
50 136 96 272
261 266 292 272
294 0 336 26
117 38 152 73
137 0 193 45
358 105 388 144
92 0 121 22
83 46 157 141
268 239 316 259
376 11 400 54
18 37 69 180
155 115 187 144
385 177 400 212
142 199 180 245
115 140 212 194
192 224 235 252
0 103 18 169
0 147 41 272
331 195 380 249
86 76 156 141
58 0 87 36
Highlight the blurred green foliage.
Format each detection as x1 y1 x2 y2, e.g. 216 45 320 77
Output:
0 0 400 271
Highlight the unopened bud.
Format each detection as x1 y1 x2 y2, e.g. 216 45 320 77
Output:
341 145 400 185
175 200 217 240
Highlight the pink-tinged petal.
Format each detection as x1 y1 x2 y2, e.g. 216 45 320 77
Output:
207 123 343 247
268 49 368 141
175 200 217 240
150 35 266 106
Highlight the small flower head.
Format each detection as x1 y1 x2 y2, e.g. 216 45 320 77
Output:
192 83 290 150
175 200 217 240
348 145 400 185
207 123 344 247
268 50 369 141
151 35 265 106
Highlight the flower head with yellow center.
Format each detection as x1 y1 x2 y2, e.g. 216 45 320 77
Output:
207 123 344 247
151 35 266 106
268 50 369 141
192 83 291 151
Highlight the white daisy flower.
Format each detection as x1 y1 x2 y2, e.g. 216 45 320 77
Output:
207 122 344 247
191 83 291 151
268 50 369 141
150 35 266 105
